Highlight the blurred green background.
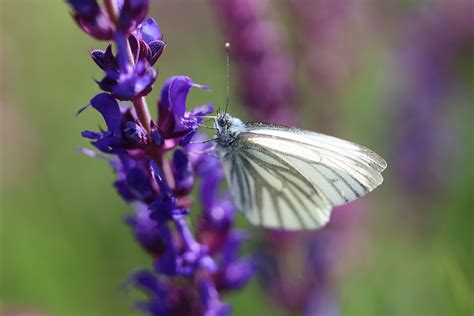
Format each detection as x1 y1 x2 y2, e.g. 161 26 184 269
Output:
1 1 473 315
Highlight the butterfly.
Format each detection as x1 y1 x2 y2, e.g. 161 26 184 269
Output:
210 111 387 230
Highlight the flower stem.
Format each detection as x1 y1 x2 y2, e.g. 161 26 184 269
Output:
104 0 152 132
104 0 119 24
132 96 152 132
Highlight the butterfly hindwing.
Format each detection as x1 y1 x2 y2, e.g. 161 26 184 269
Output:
220 140 331 230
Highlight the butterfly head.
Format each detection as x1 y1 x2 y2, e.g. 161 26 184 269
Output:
214 111 245 146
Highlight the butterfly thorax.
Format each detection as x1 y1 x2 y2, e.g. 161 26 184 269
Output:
214 113 246 147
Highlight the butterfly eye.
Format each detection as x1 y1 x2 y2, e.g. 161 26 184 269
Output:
217 118 226 127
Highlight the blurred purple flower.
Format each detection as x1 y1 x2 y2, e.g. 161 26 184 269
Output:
128 269 200 316
67 0 115 40
394 0 473 195
126 203 165 256
67 0 148 40
213 0 297 125
117 0 148 34
287 0 361 92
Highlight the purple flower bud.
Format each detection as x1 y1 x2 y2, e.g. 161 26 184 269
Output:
66 0 114 40
90 50 107 70
124 121 147 144
149 160 170 195
150 128 164 147
110 155 156 203
125 167 154 200
126 203 166 256
99 58 157 101
153 224 179 276
134 18 166 65
117 0 148 34
135 17 162 44
127 270 174 315
172 149 194 196
147 40 166 65
217 231 254 291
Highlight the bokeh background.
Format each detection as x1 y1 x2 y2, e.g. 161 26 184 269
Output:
1 1 473 315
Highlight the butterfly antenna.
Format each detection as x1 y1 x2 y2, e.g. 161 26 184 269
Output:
189 138 218 145
224 42 230 115
197 122 218 130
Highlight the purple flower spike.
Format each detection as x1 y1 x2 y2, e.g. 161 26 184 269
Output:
67 0 114 40
71 2 252 313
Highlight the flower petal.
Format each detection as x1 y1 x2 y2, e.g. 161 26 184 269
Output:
160 76 210 120
135 17 162 44
89 93 121 131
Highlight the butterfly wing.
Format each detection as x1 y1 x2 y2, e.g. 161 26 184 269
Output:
219 123 386 230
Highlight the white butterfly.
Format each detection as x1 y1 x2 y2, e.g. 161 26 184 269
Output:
211 111 387 230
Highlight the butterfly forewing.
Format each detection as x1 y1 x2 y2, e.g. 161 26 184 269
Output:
218 122 386 230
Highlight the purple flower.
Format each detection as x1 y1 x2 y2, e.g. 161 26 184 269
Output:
198 278 232 316
158 76 213 145
88 20 164 101
99 57 156 101
213 0 297 125
67 0 148 40
93 34 158 101
128 270 199 316
67 0 114 40
134 18 166 65
126 203 165 256
117 0 148 35
111 155 155 203
287 0 361 93
215 231 254 291
393 0 473 195
172 149 194 196
81 93 128 153
124 121 147 145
